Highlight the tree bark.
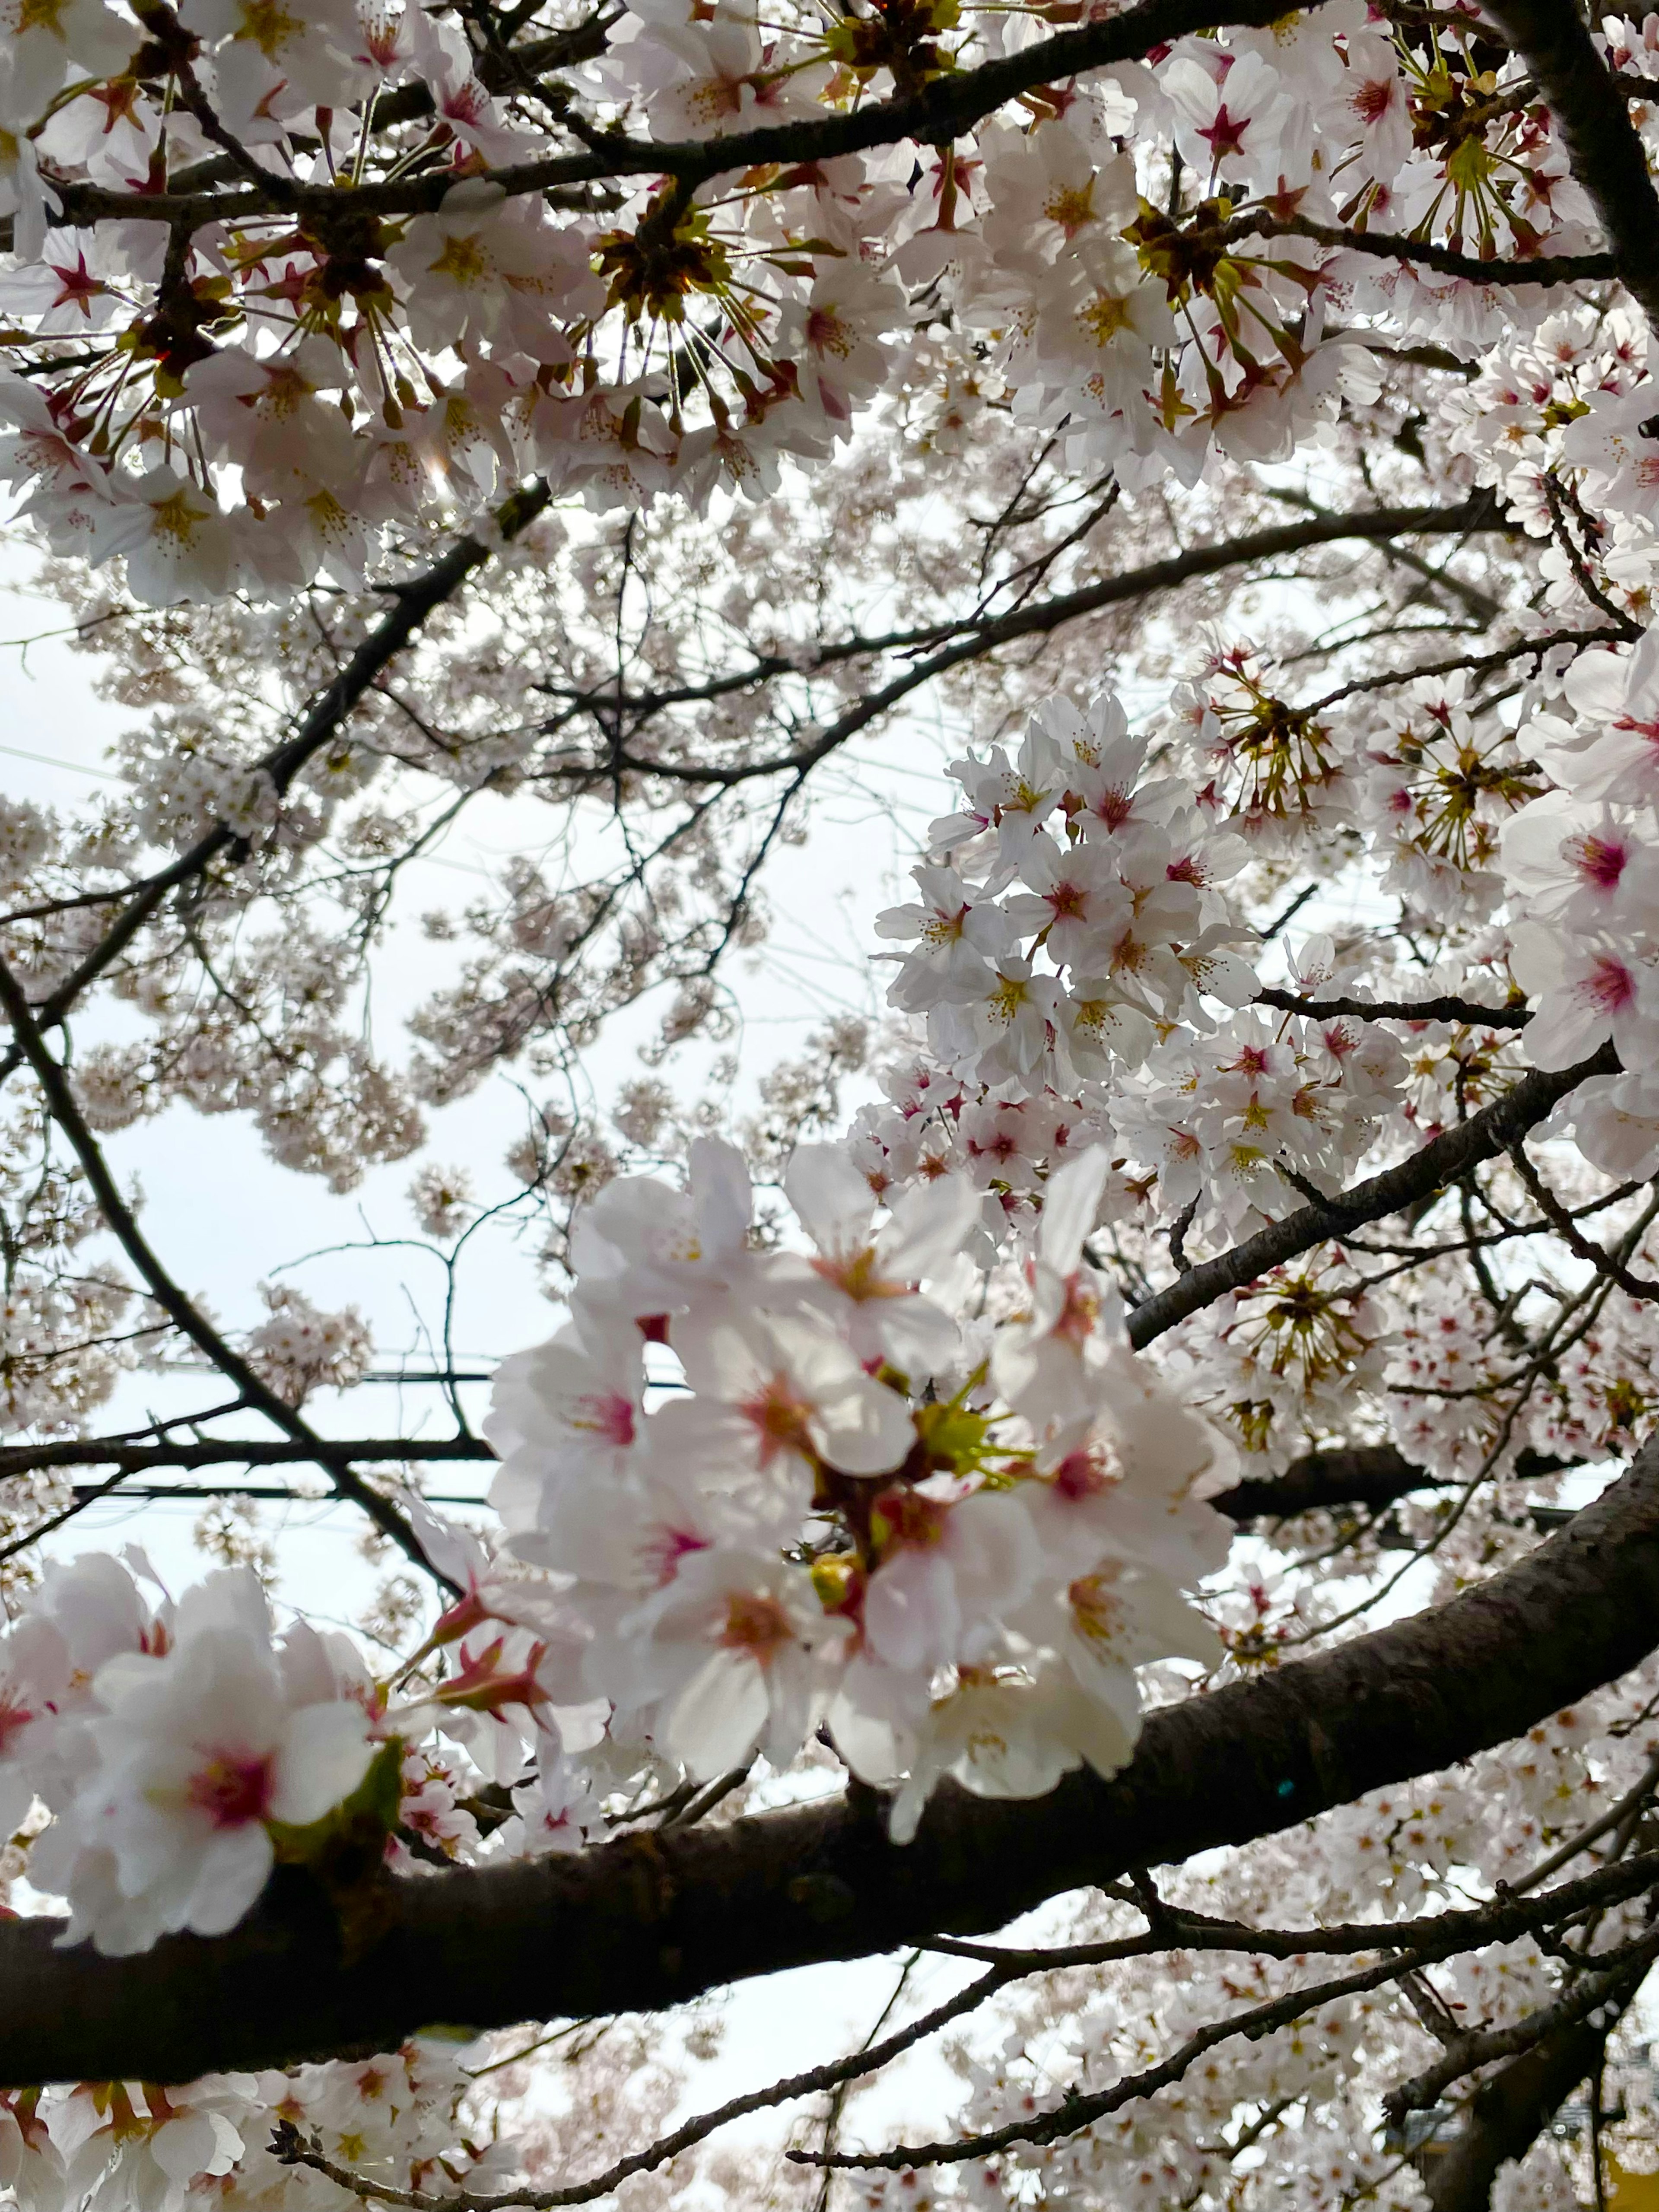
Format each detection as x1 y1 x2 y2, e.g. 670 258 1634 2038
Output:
1425 1970 1646 2212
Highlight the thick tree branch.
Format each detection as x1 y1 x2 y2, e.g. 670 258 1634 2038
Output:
1479 0 1659 325
1210 1445 1576 1525
0 1424 1655 2086
1425 1967 1648 2212
1254 989 1530 1031
37 0 1341 234
1211 1444 1447 1521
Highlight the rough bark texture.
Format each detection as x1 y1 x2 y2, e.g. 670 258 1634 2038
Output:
1211 1445 1442 1522
0 1432 1655 2088
1210 1446 1570 1524
1480 0 1659 327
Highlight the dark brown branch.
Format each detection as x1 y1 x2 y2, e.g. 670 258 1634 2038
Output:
1508 1144 1659 1301
1255 989 1530 1030
1426 1966 1648 2212
1479 0 1659 325
589 493 1513 793
923 1851 1659 1973
1386 1929 1659 2124
1227 209 1617 286
1306 625 1627 714
41 0 1344 232
1211 1444 1578 1527
1211 1443 1447 1522
1126 1043 1618 1348
797 1894 1659 2172
0 1436 496 1480
274 1965 1011 2210
0 1424 1656 2086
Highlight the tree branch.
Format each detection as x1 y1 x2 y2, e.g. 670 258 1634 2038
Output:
0 1424 1655 2086
1386 1929 1659 2124
1126 1044 1618 1348
0 480 551 1084
0 955 460 1592
0 1437 496 1480
38 0 1342 234
1426 1966 1649 2212
1507 1144 1659 1301
1210 1443 1449 1522
1254 989 1530 1031
273 1965 1011 2210
1478 0 1659 325
1226 209 1618 286
798 1903 1659 2172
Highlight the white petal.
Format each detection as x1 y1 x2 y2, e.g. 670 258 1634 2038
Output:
810 1370 914 1477
269 1701 374 1826
879 1174 978 1280
689 1136 753 1247
663 1649 767 1777
786 1144 874 1252
186 1823 274 1938
1039 1149 1113 1274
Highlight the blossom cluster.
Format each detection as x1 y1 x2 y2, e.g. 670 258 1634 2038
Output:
486 1135 1233 1841
0 1538 610 1953
0 2038 520 2212
1503 633 1659 1171
869 691 1426 1245
0 0 1620 599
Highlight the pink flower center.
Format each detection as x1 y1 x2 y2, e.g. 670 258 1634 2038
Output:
1052 1272 1101 1348
187 1751 274 1830
1052 1448 1119 1501
0 1691 34 1757
1565 831 1626 891
1580 954 1637 1015
719 1591 795 1662
1197 102 1249 160
873 1484 953 1554
739 1376 816 1467
1351 77 1395 122
811 1247 907 1304
642 1523 711 1587
573 1391 636 1447
968 1130 1020 1162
